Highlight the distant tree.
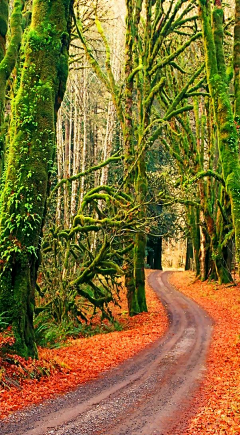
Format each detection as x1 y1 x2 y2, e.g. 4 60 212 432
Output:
76 0 202 315
146 146 178 271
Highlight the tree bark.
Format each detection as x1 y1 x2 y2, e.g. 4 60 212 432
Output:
0 0 24 177
234 0 240 121
188 206 200 276
0 0 8 62
0 0 73 358
198 0 240 268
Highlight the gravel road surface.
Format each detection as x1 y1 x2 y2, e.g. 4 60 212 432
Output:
0 271 213 435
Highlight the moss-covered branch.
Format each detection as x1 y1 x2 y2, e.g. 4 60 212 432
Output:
217 199 229 223
158 195 201 208
49 152 122 200
143 77 166 111
164 105 194 121
165 64 204 118
160 0 193 38
184 170 225 187
127 64 143 83
220 229 234 250
60 225 101 239
150 32 201 76
186 76 206 94
73 13 110 93
70 237 108 286
75 287 113 309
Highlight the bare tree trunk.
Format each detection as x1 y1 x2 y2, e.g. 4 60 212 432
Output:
64 117 70 227
100 100 115 186
71 87 81 218
56 108 64 226
79 59 87 205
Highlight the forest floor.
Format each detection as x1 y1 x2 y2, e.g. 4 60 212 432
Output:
0 270 168 420
0 270 239 435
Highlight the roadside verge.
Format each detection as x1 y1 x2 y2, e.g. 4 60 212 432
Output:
170 271 240 435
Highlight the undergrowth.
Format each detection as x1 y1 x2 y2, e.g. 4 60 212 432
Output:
0 312 8 331
0 309 123 390
34 312 123 349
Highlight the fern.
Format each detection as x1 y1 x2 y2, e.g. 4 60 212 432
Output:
0 312 9 332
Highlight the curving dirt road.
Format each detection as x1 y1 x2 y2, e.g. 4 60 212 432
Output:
0 271 213 435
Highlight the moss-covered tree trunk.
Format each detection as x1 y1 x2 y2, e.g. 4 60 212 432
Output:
133 154 147 312
188 206 200 276
199 211 209 281
123 0 148 315
234 0 240 121
198 0 240 267
0 0 73 358
0 0 8 62
123 0 140 315
0 0 24 177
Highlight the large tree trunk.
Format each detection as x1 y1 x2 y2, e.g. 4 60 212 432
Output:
234 0 240 121
0 0 8 62
198 0 240 268
0 0 24 178
124 1 141 316
0 0 73 358
133 137 148 312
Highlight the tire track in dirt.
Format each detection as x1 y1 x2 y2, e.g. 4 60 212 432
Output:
0 271 212 435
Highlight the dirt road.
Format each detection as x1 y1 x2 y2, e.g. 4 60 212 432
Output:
0 271 212 435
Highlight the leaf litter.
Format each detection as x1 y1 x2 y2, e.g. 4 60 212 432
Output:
0 270 168 419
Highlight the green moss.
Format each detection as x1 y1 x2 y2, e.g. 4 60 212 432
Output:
0 0 24 178
0 0 73 358
0 0 8 61
188 206 200 276
126 261 139 316
234 1 240 119
199 0 240 268
134 232 147 312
